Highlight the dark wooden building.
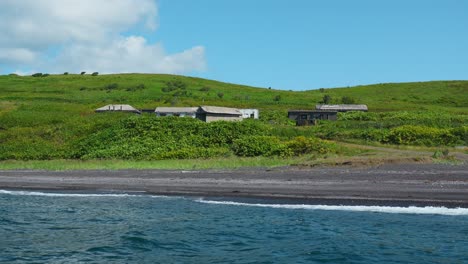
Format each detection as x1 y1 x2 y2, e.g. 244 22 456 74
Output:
288 110 337 126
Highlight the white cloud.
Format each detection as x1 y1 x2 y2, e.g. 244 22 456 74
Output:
51 36 206 74
0 0 205 74
0 48 37 64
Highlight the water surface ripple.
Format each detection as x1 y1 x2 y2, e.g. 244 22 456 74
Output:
1 190 467 263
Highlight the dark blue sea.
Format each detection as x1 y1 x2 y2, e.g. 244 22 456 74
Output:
1 190 468 264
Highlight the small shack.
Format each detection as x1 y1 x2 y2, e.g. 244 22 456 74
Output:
239 109 259 119
316 104 368 112
154 107 198 118
288 110 337 126
95 104 141 114
196 106 242 122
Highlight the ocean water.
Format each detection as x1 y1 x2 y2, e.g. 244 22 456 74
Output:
1 190 468 264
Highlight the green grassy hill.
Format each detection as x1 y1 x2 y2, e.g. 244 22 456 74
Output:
0 73 467 161
2 73 467 111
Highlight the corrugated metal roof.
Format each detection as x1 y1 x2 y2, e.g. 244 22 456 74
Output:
315 104 368 111
155 107 198 113
95 104 140 112
199 106 241 115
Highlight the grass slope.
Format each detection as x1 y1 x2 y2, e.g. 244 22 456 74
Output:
0 73 467 165
1 74 467 112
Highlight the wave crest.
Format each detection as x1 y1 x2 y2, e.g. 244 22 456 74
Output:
0 189 169 199
195 199 468 216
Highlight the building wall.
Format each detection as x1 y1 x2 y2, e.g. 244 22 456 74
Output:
288 112 300 120
156 112 196 118
239 109 259 119
203 114 242 122
96 109 140 114
288 111 337 125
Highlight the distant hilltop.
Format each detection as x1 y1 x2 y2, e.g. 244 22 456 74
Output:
2 73 467 112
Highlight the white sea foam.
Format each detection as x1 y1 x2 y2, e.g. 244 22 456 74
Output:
0 189 170 199
195 199 468 216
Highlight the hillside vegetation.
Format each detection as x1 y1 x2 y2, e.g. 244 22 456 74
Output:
0 73 467 161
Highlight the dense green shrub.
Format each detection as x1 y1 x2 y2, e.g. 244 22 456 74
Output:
341 96 356 104
320 94 332 104
105 83 118 90
126 84 146 92
339 111 378 121
260 110 293 125
231 136 287 157
270 126 316 139
286 136 335 155
166 79 187 90
32 73 43 77
339 111 468 128
72 117 271 160
451 126 468 145
162 79 186 92
384 125 458 146
321 111 468 145
91 72 99 76
0 136 64 160
355 129 389 142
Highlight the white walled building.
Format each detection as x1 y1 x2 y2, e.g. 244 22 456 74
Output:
239 109 259 119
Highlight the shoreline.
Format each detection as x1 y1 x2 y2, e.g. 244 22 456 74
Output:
1 163 467 207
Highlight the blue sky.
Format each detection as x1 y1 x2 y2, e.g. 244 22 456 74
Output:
1 0 467 90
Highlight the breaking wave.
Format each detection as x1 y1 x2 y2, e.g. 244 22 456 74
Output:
2 189 467 216
0 189 170 199
195 199 468 216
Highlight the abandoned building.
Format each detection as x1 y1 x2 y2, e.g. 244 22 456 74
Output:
196 106 243 122
154 107 198 118
315 104 368 112
239 109 259 119
288 104 369 126
95 104 141 114
95 104 256 123
288 110 338 126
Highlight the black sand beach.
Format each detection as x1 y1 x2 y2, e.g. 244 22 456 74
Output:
1 163 467 207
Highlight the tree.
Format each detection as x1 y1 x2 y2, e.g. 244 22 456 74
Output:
91 72 99 76
80 71 86 75
321 94 332 104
